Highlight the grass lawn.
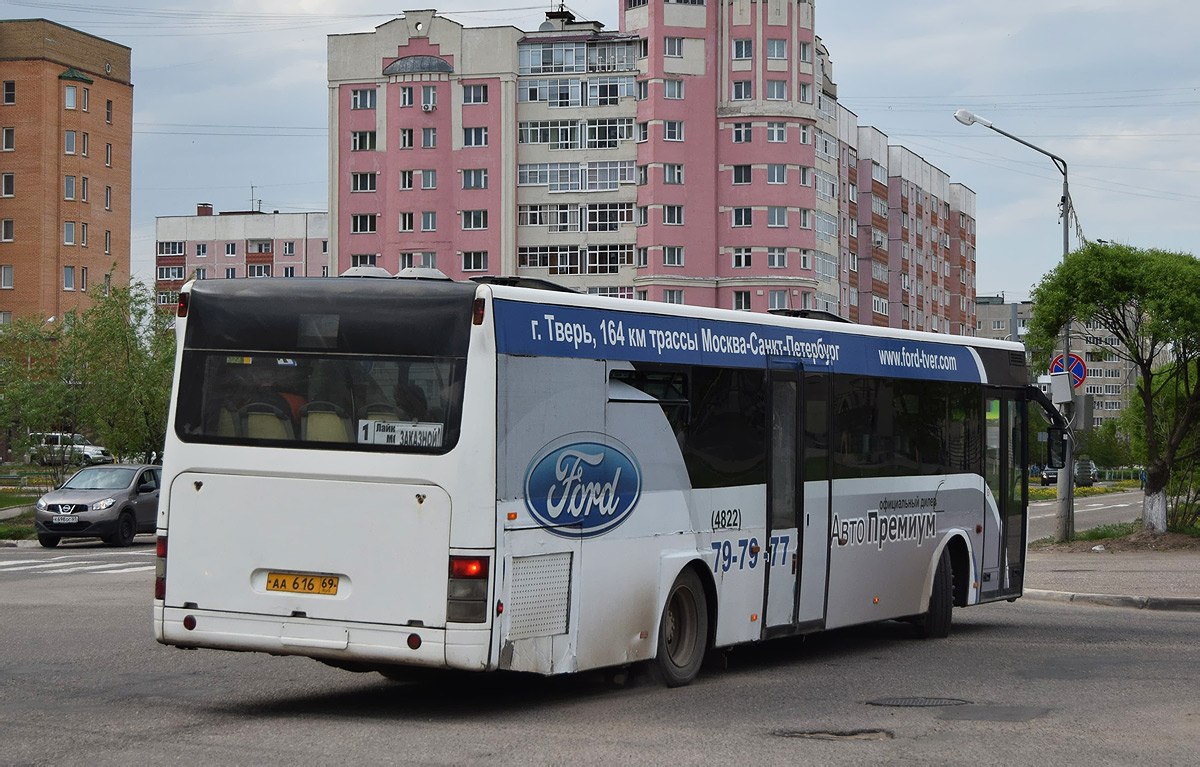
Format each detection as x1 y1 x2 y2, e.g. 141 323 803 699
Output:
0 509 36 541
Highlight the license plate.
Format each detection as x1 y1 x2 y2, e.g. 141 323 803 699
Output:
265 572 339 595
52 515 79 524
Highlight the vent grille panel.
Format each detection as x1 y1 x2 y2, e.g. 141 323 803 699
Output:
507 552 572 639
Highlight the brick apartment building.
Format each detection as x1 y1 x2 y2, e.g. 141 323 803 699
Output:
0 19 132 325
324 2 977 333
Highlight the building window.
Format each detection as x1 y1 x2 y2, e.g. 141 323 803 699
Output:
732 81 752 101
157 266 186 280
0 264 12 288
63 266 75 290
663 205 684 225
351 88 376 109
663 289 684 304
767 164 787 184
0 173 11 197
732 248 751 268
768 247 787 268
105 99 113 123
0 219 12 241
664 164 684 184
733 291 751 311
463 84 488 104
421 127 437 148
799 41 812 62
636 247 648 267
351 214 378 233
732 39 752 60
663 121 684 141
462 210 488 230
399 212 414 232
351 254 377 267
399 128 414 149
245 264 270 278
351 131 377 151
351 172 377 192
1 127 12 150
767 122 786 143
80 223 88 246
226 242 237 255
637 122 648 142
464 127 489 147
400 86 413 107
63 221 76 245
767 39 787 60
421 211 437 231
422 85 437 109
422 169 437 189
766 80 786 100
732 208 752 227
196 243 207 257
105 143 111 166
282 241 295 256
732 122 752 143
400 170 414 190
194 267 207 279
463 168 488 189
768 206 788 227
80 176 88 201
462 251 488 271
225 267 236 279
64 130 76 154
664 79 684 99
81 132 89 156
663 246 684 266
104 230 110 254
65 85 77 110
732 165 751 184
664 37 684 57
105 185 112 210
2 81 14 104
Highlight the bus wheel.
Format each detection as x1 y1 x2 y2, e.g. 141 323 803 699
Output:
917 549 953 639
653 568 708 687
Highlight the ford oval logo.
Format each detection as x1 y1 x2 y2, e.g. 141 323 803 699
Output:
524 437 642 539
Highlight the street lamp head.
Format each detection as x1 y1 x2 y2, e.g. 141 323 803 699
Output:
954 108 993 129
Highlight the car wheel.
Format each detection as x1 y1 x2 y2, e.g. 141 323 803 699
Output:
109 510 137 547
38 534 61 548
652 567 708 687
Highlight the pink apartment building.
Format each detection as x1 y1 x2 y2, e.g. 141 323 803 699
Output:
154 204 329 304
324 2 976 331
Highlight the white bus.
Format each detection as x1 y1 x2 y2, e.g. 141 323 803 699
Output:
154 274 1064 686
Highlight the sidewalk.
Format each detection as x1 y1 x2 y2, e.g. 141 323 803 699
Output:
1024 550 1200 612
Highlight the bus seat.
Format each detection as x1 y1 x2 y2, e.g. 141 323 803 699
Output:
216 407 237 437
361 402 402 422
300 401 352 442
240 402 295 440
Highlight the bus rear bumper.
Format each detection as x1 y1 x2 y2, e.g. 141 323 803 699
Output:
157 606 490 670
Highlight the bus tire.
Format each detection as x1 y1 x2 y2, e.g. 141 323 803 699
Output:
653 567 708 687
917 549 953 639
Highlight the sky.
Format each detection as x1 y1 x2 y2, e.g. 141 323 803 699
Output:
3 0 1198 301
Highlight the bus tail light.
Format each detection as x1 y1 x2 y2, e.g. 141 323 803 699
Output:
447 555 489 623
154 535 167 601
177 292 189 318
472 297 486 326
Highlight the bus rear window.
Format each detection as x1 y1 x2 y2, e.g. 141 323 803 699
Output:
174 352 466 454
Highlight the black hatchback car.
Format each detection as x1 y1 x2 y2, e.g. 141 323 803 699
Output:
34 464 161 548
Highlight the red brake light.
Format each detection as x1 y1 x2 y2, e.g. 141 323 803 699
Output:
449 556 488 579
156 535 168 558
177 292 189 318
472 297 486 326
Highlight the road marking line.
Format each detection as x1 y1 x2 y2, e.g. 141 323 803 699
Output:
43 563 147 574
0 560 104 572
94 566 154 574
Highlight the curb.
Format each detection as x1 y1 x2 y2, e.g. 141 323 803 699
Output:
1024 588 1200 613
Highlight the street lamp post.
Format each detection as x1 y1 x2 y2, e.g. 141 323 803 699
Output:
954 108 1075 541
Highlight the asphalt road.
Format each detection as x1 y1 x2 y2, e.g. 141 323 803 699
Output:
1029 487 1143 541
1 542 1198 765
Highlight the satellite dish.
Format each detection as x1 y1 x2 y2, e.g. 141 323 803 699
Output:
539 20 555 31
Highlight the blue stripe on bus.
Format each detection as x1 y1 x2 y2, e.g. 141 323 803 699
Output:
493 299 983 383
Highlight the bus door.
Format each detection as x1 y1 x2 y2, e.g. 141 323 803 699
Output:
763 363 828 635
981 389 1027 600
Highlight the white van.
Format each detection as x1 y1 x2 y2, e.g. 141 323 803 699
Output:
27 432 114 466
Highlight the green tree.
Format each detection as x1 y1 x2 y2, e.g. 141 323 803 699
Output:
0 282 175 476
1026 242 1200 533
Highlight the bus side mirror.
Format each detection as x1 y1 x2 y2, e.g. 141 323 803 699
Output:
1046 427 1067 469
